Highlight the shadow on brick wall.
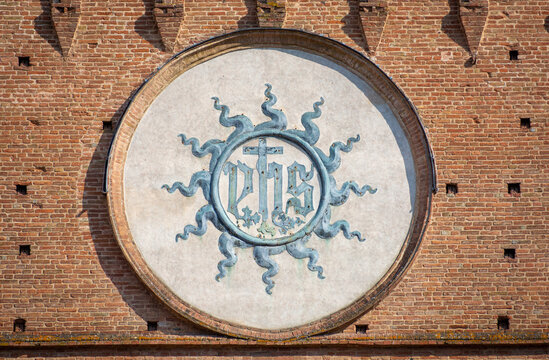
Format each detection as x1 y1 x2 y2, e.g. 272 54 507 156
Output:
545 16 549 33
82 100 210 336
341 0 367 51
237 0 259 29
34 0 63 55
135 0 165 51
441 0 469 53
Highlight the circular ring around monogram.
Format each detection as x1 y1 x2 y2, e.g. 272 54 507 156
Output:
212 130 332 247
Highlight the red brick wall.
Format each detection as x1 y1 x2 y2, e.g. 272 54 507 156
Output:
0 0 547 357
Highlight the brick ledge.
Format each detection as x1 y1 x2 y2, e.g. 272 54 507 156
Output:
1 331 547 347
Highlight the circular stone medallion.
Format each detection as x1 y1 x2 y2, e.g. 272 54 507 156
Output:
107 30 434 340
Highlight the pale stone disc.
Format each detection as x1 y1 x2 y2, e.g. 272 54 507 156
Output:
123 48 416 330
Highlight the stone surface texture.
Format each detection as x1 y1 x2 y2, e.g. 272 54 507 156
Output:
0 0 548 357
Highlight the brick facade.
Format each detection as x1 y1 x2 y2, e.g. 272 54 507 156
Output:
0 0 547 358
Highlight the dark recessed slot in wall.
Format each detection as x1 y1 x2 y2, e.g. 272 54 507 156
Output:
102 121 113 130
520 118 531 128
355 324 369 333
497 316 509 330
16 184 27 195
508 183 521 194
504 248 516 259
446 183 458 195
147 321 158 331
509 50 519 61
18 57 30 67
19 245 31 256
13 319 26 332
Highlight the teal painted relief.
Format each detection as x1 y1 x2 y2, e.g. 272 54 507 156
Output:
162 84 377 294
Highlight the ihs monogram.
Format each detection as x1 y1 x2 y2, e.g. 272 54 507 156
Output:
162 84 377 294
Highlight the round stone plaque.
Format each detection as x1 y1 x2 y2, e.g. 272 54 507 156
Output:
107 30 434 340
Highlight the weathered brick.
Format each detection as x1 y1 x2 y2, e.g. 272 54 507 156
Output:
0 0 547 357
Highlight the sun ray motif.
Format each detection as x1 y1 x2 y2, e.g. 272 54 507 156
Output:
162 84 377 294
286 235 325 279
215 232 252 281
162 171 211 201
286 97 323 145
253 245 286 295
255 83 288 131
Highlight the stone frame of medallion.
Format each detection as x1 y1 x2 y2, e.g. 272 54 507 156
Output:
106 28 435 341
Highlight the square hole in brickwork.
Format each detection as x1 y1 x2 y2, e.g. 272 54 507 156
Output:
16 184 27 195
355 324 369 333
509 50 519 61
102 120 113 130
504 248 516 259
520 118 531 129
446 183 458 195
497 316 509 330
508 183 521 195
13 319 26 332
147 321 158 331
19 245 31 256
18 56 30 67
